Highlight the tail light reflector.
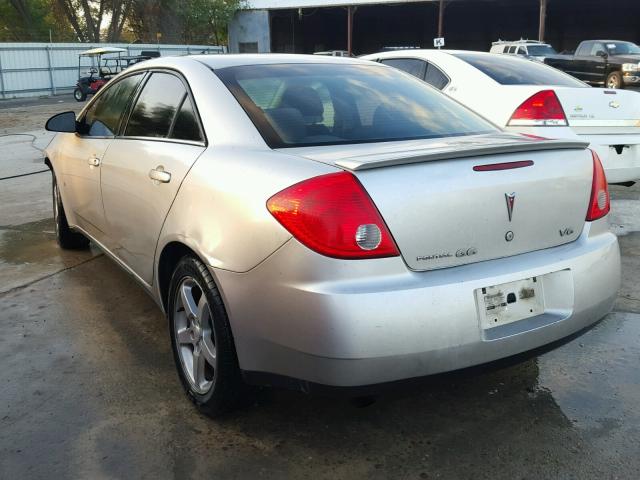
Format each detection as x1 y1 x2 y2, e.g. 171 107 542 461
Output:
508 90 568 127
267 172 400 259
586 150 610 221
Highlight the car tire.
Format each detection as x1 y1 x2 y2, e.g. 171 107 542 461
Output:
73 88 87 102
606 71 623 89
52 171 90 250
168 255 245 417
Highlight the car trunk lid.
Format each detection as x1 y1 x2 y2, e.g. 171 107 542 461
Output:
285 134 593 271
555 87 640 134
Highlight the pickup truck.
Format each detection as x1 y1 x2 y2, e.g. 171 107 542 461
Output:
544 40 640 89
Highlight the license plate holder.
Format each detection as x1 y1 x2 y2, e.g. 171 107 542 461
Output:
475 277 544 329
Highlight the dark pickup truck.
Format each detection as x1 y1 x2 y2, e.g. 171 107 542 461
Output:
544 40 640 89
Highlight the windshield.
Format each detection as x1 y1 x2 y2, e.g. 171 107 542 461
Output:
526 45 557 56
453 53 587 87
606 41 640 55
215 63 496 148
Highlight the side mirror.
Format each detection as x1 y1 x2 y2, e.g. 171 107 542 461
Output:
596 50 608 58
45 111 77 133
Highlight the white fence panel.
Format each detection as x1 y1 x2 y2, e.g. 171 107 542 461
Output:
0 42 226 98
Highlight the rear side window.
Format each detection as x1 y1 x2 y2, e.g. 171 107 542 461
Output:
424 63 449 89
170 96 203 142
452 53 587 87
576 42 593 56
125 73 186 138
216 63 496 148
82 74 143 136
379 58 426 79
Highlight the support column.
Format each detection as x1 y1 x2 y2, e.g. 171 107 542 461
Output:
539 0 547 42
347 6 354 56
438 0 446 38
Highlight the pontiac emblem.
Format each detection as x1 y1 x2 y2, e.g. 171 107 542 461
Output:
609 101 620 109
505 192 516 222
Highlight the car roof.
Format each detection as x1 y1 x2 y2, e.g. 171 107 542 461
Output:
193 53 373 69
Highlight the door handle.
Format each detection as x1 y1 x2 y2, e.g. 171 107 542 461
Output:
149 166 171 184
88 157 101 167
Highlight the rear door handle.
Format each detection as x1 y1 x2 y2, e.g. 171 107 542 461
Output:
149 166 171 184
88 157 101 167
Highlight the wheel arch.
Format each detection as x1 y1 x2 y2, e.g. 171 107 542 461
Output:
156 240 226 314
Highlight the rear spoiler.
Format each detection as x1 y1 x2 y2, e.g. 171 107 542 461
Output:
335 138 589 171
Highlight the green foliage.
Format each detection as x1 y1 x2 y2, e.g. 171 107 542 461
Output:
0 0 242 44
0 0 75 41
180 0 245 44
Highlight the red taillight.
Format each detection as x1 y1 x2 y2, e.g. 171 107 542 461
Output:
586 150 610 221
267 172 400 259
508 90 568 127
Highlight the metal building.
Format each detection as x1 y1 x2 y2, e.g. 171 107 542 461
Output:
229 0 640 56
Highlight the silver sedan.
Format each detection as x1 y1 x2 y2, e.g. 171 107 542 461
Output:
44 54 620 416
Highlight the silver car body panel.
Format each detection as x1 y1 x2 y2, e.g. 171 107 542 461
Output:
44 55 620 388
215 218 619 386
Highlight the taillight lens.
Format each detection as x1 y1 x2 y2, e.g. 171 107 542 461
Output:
586 150 610 221
508 90 568 126
267 172 400 259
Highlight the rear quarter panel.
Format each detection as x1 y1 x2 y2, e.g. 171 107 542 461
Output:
156 147 338 274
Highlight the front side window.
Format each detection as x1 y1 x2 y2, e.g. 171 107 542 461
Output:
125 73 187 138
82 73 143 137
453 53 587 87
379 58 427 80
590 42 606 56
216 63 496 148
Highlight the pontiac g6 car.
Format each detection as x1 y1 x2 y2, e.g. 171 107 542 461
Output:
44 55 620 416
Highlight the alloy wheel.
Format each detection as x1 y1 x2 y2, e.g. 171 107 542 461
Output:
173 277 217 394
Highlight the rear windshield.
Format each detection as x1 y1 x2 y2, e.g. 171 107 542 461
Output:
215 63 496 148
526 45 557 56
453 53 586 87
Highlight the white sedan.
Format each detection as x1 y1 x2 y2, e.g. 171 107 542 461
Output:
361 50 640 184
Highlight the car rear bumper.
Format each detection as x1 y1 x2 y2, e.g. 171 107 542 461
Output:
214 218 620 388
588 140 640 183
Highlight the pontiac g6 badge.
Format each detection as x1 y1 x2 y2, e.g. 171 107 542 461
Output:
505 192 516 222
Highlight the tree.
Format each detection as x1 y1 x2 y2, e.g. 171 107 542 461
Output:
182 0 245 45
128 0 243 45
0 0 75 41
52 0 133 42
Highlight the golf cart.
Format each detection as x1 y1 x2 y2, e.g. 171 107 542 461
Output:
73 47 153 102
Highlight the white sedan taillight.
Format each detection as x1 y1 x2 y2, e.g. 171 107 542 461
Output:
508 90 568 127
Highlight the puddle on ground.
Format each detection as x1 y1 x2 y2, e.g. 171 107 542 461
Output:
537 312 640 434
0 218 99 293
0 219 60 265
